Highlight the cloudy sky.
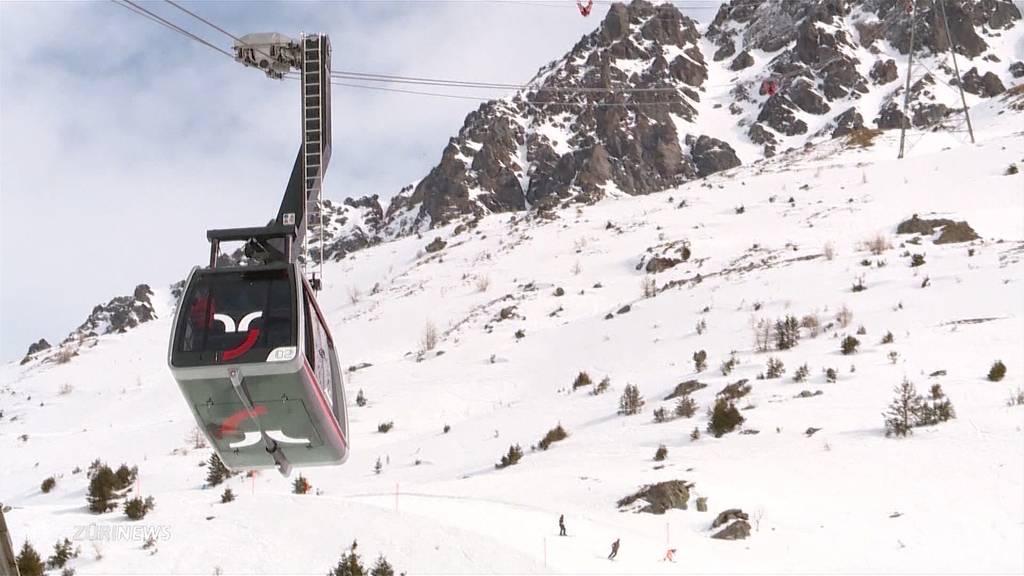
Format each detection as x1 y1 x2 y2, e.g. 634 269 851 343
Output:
0 0 723 362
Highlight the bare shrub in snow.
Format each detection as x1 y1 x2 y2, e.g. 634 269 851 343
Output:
618 384 645 415
841 335 860 355
863 234 892 255
693 350 708 372
641 276 657 298
348 286 361 305
538 424 568 450
988 360 1007 382
654 444 668 461
675 396 697 418
707 398 744 437
836 305 854 329
919 384 956 426
1007 388 1024 407
801 314 821 337
572 371 593 391
123 496 155 520
696 318 707 335
41 476 56 493
591 376 611 396
292 475 312 494
495 444 523 469
55 346 75 364
752 318 772 352
653 407 671 423
823 242 836 261
884 378 923 438
377 421 394 433
720 354 738 376
881 331 894 344
774 316 800 350
186 427 207 449
793 363 810 382
765 357 785 379
421 321 439 352
475 275 491 292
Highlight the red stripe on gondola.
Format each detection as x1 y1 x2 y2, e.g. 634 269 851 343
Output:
222 328 260 361
304 361 348 449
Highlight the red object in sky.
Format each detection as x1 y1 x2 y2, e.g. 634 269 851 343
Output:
577 0 593 17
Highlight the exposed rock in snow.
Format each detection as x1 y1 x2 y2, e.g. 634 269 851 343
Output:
710 508 752 540
617 480 694 514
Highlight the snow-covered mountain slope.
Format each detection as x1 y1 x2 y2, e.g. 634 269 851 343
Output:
318 0 1023 252
3 87 1023 573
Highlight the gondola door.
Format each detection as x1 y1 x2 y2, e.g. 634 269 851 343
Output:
303 284 334 410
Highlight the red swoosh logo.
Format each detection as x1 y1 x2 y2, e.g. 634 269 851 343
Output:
218 404 268 438
222 328 260 362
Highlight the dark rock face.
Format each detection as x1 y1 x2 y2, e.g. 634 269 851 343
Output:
665 379 707 400
690 135 742 177
897 214 979 243
381 0 714 232
757 96 809 136
618 480 693 514
646 257 682 273
960 67 1006 97
21 339 52 364
874 102 909 129
831 107 865 137
730 50 754 71
321 0 1018 254
870 59 898 84
788 79 830 114
425 237 447 253
317 196 386 262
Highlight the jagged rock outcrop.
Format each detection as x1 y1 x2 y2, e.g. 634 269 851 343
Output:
380 0 727 232
21 339 51 365
315 0 1018 254
316 196 386 261
23 285 158 366
959 67 1006 97
65 285 156 344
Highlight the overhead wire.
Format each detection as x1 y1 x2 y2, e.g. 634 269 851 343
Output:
110 0 234 59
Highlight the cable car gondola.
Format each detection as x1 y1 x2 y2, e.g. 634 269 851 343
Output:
168 32 346 476
168 227 348 476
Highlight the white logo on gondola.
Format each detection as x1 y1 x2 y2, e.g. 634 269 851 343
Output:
228 430 310 449
212 311 263 333
267 346 297 362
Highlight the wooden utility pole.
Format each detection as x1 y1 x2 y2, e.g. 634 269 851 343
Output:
937 0 976 143
898 1 917 159
0 505 19 576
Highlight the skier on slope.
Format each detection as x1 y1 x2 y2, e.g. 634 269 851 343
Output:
559 514 567 536
608 538 620 560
